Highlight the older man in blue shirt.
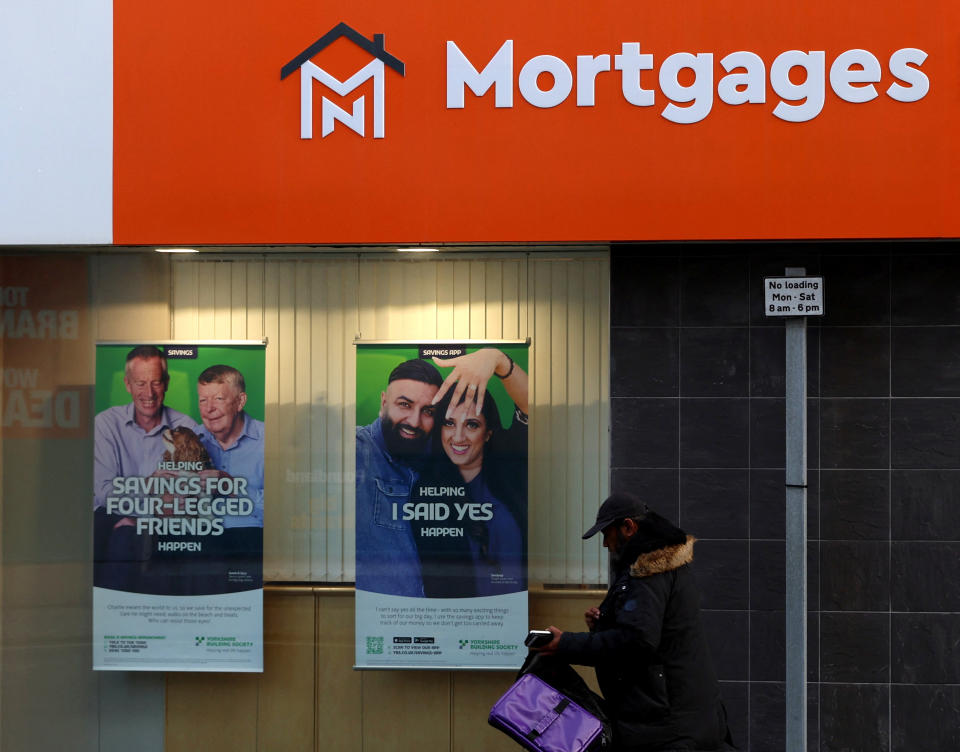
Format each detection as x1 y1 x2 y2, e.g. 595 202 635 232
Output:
195 364 264 593
93 345 199 591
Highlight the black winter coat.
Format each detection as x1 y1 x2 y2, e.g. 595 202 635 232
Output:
556 536 731 751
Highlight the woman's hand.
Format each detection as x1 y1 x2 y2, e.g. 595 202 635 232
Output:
432 349 511 417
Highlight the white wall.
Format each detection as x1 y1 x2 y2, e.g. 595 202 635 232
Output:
0 1 112 244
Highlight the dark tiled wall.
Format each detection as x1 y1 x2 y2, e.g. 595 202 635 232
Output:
609 246 960 751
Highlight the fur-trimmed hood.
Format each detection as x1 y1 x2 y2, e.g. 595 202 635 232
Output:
628 535 696 578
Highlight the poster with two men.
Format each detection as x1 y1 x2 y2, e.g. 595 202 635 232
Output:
92 341 265 671
355 341 530 669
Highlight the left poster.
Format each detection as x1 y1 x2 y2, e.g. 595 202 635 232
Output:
92 341 265 671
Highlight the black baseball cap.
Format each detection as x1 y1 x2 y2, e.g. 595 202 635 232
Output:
582 493 650 539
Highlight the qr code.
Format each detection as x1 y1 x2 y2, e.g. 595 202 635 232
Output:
366 636 384 655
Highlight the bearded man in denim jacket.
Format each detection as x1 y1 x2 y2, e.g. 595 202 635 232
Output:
355 359 443 597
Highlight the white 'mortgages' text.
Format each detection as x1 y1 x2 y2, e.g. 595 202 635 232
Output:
447 41 928 123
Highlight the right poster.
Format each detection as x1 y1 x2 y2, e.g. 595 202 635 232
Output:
354 341 529 669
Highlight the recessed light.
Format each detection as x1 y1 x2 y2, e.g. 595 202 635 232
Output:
155 247 199 253
396 247 439 253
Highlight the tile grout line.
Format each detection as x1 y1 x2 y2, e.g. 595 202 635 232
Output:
888 251 894 751
747 257 753 752
677 256 683 532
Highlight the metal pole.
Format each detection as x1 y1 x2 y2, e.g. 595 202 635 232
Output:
784 267 808 751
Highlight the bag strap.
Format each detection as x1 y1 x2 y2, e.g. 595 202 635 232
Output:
525 697 571 741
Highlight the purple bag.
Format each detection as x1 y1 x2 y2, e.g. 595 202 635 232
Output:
488 672 604 752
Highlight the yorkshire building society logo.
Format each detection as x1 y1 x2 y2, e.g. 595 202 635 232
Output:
281 22 405 140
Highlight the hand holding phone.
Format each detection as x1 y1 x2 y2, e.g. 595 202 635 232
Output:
584 607 600 630
524 629 553 648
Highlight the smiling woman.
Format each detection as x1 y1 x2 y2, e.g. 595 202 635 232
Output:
409 348 529 600
440 402 493 482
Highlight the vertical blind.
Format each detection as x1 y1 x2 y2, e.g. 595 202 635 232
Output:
171 253 609 585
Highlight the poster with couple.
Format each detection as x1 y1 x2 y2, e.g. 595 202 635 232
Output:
92 341 265 672
355 341 530 669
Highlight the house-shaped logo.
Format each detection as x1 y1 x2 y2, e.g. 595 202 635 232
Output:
281 22 405 140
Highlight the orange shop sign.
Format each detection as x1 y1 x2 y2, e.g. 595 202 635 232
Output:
113 0 960 244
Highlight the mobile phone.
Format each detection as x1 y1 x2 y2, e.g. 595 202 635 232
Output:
524 629 553 648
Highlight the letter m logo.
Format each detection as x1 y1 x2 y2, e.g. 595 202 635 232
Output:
281 22 405 139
